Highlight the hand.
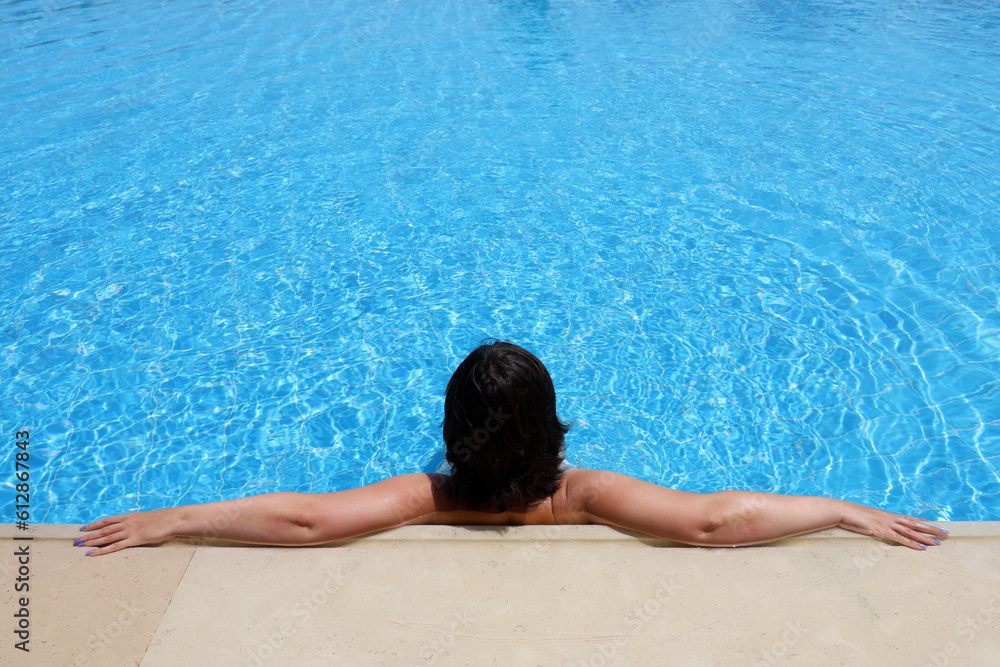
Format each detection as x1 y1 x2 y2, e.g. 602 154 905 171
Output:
838 504 948 550
75 508 178 557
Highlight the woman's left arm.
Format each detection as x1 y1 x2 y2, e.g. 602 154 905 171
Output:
77 473 451 556
570 470 947 549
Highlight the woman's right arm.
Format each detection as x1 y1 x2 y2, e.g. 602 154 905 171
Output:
77 473 454 556
567 469 946 550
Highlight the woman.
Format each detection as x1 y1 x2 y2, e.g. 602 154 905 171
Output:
76 340 946 556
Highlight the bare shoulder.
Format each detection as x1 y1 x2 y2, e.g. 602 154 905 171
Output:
559 469 700 517
386 472 457 514
322 472 457 523
556 469 631 517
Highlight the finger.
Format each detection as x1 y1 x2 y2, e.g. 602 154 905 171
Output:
79 521 120 539
906 526 943 546
902 532 936 549
85 539 134 557
80 515 124 532
900 516 949 536
78 531 127 548
74 523 128 547
892 525 941 550
922 523 950 537
901 519 949 539
885 530 927 550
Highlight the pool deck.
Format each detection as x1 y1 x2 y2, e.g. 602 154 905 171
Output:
3 522 999 666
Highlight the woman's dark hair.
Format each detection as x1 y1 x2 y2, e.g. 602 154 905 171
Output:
443 340 570 511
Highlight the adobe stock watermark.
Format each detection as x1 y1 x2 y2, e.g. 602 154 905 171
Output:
388 403 511 526
625 577 684 635
882 0 932 34
923 590 1000 667
756 619 809 666
680 0 751 58
68 600 145 667
519 470 618 565
519 523 571 565
451 407 511 462
5 0 59 51
245 566 350 666
851 541 892 571
571 576 684 666
342 0 401 55
412 608 475 665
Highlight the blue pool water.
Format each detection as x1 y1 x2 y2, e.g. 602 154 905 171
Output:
1 0 998 524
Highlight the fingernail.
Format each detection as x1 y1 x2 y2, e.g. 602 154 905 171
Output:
73 538 83 546
940 529 950 534
86 550 95 556
932 539 941 546
79 525 89 531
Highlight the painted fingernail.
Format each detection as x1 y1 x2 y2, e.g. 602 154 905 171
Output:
932 539 941 545
79 525 89 531
86 550 95 556
73 538 83 546
940 529 950 534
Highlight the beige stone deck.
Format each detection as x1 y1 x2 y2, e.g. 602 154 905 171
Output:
2 522 999 666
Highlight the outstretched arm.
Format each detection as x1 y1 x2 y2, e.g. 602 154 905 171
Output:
77 473 452 556
569 470 947 550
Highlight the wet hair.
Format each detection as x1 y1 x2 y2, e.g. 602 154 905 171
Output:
442 340 570 511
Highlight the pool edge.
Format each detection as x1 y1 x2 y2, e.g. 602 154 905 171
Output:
3 522 999 665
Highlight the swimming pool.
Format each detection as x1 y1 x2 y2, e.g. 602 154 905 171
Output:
2 0 998 524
